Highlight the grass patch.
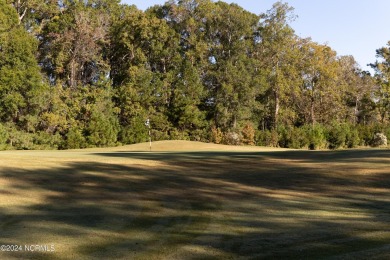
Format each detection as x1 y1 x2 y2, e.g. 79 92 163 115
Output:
0 141 389 259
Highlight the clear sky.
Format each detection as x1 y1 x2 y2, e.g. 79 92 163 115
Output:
121 0 390 73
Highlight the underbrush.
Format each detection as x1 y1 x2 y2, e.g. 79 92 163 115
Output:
0 122 389 151
255 123 390 150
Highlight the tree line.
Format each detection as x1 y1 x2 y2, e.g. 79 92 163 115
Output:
0 0 389 150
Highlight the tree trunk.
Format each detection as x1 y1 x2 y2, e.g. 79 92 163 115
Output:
354 96 359 124
70 59 76 88
310 82 316 126
310 95 315 126
274 90 279 129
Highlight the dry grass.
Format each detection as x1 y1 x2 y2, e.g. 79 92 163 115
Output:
0 141 389 259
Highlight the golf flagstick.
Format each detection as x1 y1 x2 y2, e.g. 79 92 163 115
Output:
145 118 151 151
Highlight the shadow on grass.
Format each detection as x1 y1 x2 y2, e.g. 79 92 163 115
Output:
0 149 389 259
95 148 390 162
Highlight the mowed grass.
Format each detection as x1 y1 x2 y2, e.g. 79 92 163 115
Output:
0 140 389 259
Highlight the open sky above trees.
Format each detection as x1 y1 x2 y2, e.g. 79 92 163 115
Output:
122 0 390 73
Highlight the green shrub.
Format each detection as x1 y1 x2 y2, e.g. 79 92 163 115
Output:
255 130 278 147
303 124 327 150
120 117 149 144
290 127 310 149
0 124 8 149
121 126 147 144
33 132 63 149
189 128 209 142
326 123 347 149
14 132 35 150
277 126 289 148
384 125 390 142
324 123 360 149
345 126 360 148
170 129 190 140
66 128 87 149
355 123 388 147
3 124 35 150
151 129 169 141
356 124 373 146
86 109 119 147
276 126 307 149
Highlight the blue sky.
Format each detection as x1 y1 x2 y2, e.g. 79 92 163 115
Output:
121 0 390 73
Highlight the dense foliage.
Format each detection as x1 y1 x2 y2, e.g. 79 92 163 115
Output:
0 0 389 150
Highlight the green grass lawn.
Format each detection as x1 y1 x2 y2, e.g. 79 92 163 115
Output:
0 141 389 259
